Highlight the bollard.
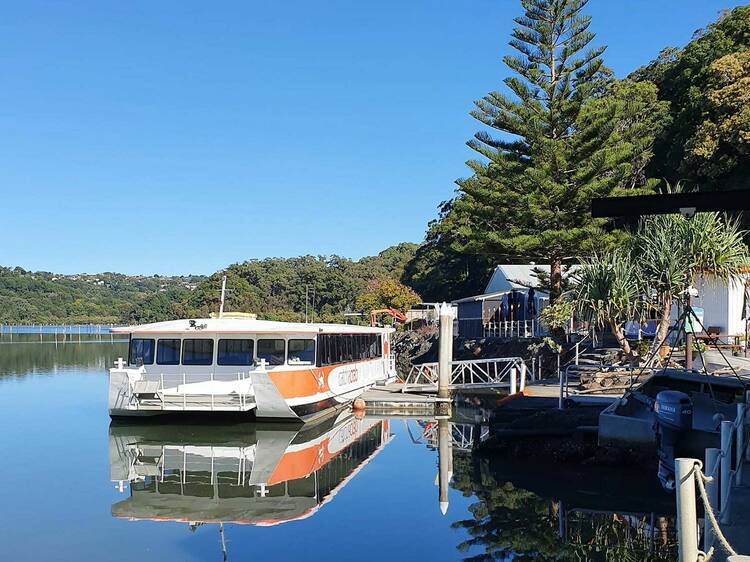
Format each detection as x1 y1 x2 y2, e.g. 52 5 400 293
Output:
721 420 733 525
737 404 745 486
519 363 526 392
437 303 454 403
704 448 720 553
675 458 700 562
510 366 517 395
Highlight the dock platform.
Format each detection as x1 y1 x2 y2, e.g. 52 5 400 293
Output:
361 384 439 415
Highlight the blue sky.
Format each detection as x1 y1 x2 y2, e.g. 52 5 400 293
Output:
0 0 745 275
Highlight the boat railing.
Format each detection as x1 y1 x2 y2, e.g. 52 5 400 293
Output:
117 359 265 412
674 393 750 561
402 356 527 393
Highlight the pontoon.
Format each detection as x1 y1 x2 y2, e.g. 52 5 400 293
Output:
108 317 396 420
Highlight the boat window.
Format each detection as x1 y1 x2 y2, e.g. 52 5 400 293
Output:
257 339 285 366
182 339 214 366
156 339 181 365
128 338 154 366
317 333 383 366
288 339 315 365
217 339 254 366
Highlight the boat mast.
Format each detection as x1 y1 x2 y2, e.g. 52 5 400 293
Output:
219 275 227 319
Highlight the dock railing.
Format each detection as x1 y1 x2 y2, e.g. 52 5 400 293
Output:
402 357 528 394
675 394 750 562
483 320 541 339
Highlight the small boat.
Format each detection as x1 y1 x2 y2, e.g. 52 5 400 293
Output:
108 316 396 421
599 368 748 456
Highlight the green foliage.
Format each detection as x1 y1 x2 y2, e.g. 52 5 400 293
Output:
0 268 203 324
633 6 750 190
450 0 668 300
402 200 494 302
354 278 421 316
0 244 418 324
573 250 641 354
538 300 574 332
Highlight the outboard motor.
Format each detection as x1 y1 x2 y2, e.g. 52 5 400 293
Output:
654 390 693 491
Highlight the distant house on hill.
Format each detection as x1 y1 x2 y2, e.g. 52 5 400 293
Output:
452 264 578 338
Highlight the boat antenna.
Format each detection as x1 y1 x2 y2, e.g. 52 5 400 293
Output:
219 275 227 319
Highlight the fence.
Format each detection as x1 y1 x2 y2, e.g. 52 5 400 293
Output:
482 320 544 339
675 395 750 562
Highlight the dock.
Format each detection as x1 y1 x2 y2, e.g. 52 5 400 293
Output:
361 384 439 415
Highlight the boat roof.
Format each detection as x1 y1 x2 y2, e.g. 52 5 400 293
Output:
112 317 394 335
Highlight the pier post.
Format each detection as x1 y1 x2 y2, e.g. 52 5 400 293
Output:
437 303 454 414
721 420 733 524
704 448 720 552
510 366 517 395
675 458 699 562
519 363 526 392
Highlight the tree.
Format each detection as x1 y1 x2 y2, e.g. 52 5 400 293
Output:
355 278 421 316
454 0 668 302
633 210 749 352
573 250 641 355
633 6 750 190
685 49 750 179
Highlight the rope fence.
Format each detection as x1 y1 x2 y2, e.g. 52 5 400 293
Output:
676 397 750 562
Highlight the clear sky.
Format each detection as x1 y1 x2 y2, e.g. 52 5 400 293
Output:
0 0 745 275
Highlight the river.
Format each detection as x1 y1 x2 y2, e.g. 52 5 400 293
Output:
0 336 676 561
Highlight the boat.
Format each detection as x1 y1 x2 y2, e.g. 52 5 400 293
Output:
598 368 748 457
108 316 396 420
109 412 391 527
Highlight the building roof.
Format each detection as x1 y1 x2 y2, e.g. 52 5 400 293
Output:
485 264 579 293
112 318 393 335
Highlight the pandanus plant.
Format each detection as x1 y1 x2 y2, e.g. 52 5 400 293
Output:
633 212 749 354
573 250 643 356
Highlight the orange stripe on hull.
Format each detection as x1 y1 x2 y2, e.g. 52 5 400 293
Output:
267 441 334 485
267 367 333 399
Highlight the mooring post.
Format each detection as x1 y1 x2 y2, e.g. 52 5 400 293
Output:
721 420 733 524
510 366 517 395
519 363 526 392
675 458 699 562
704 448 720 553
737 403 745 486
437 303 454 415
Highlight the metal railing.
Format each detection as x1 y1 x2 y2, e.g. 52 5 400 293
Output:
675 396 750 562
402 357 528 394
122 363 261 412
483 320 541 339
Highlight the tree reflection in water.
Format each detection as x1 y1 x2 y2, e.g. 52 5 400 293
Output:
450 454 677 562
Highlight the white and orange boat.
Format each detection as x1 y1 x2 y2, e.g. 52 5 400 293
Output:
108 315 396 421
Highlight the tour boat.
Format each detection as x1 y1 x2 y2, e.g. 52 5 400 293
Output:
109 412 392 527
108 316 396 420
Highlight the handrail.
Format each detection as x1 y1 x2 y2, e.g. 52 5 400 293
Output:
403 357 526 393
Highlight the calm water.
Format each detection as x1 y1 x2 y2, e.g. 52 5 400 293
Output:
0 337 677 561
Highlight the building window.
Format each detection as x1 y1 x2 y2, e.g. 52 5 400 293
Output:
288 339 315 365
217 339 254 366
128 338 154 366
156 339 181 365
182 339 214 366
257 339 285 366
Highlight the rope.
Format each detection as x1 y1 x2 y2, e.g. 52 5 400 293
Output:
695 463 737 558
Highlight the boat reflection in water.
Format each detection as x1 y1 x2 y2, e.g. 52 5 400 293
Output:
109 413 391 530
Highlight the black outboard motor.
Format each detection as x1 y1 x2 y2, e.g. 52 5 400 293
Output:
654 390 693 491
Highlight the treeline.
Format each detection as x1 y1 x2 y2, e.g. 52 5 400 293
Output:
0 267 204 324
0 244 421 324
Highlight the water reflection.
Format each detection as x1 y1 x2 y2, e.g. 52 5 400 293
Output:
448 437 677 561
109 413 391 541
0 335 127 377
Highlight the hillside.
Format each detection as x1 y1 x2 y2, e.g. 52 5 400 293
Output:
0 243 419 324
